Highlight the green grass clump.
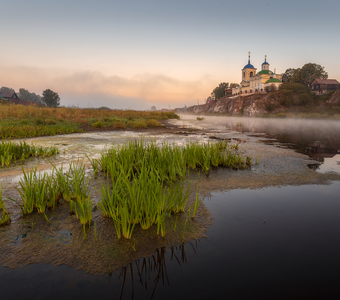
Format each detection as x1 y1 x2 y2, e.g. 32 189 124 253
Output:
128 120 147 128
10 161 92 224
5 139 249 240
0 123 82 139
95 139 250 239
146 119 162 127
0 187 11 227
11 166 60 216
0 140 59 167
92 121 102 128
196 117 204 121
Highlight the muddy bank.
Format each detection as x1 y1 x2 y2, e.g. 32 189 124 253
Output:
0 171 212 275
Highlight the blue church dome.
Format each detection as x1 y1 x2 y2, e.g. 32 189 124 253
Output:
243 59 255 69
262 55 269 65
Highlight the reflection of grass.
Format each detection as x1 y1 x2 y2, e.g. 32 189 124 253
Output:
0 103 179 139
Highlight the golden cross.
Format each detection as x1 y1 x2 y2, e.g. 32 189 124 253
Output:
265 55 267 60
248 51 251 58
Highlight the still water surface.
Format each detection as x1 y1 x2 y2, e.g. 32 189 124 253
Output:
1 182 340 299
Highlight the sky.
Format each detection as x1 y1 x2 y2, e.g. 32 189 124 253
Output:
1 0 340 109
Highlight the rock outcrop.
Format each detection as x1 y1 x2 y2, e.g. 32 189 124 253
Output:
327 90 340 104
176 94 272 117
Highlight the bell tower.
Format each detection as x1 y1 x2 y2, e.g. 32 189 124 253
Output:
261 55 270 71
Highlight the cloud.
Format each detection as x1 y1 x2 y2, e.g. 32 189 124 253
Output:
0 65 216 108
54 71 213 103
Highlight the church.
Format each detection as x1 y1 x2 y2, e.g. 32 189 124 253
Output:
232 53 282 96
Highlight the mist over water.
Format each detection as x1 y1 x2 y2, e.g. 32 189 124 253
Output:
180 115 340 173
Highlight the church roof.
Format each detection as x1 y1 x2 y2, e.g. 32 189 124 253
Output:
262 61 269 65
243 57 255 69
266 78 281 83
257 70 272 75
243 62 255 69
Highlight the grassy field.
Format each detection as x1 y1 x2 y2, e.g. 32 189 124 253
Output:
0 104 179 139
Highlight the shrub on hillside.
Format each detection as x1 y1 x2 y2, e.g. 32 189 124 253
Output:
265 101 275 112
299 93 311 105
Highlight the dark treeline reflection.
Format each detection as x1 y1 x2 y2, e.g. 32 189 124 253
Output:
110 242 198 299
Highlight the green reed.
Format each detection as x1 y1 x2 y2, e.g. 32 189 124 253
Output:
95 139 250 239
0 186 11 226
10 166 58 215
0 124 81 140
0 140 59 167
97 158 192 239
10 160 92 225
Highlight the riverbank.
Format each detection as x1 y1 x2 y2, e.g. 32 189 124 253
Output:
0 103 179 139
1 116 340 275
175 91 340 119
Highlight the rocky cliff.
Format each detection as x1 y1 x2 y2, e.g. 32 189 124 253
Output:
176 94 274 117
328 90 340 104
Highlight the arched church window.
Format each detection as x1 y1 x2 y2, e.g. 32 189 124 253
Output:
243 72 245 78
250 72 253 77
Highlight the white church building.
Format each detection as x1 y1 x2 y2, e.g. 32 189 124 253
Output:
232 53 282 96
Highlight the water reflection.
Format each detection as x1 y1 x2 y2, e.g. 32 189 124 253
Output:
180 115 340 174
113 242 197 300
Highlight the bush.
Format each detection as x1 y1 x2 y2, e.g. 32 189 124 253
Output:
93 121 102 128
299 93 311 105
285 98 292 107
113 121 126 129
265 101 275 112
146 119 162 127
45 119 57 125
279 82 310 94
128 120 147 128
197 117 204 121
35 118 45 125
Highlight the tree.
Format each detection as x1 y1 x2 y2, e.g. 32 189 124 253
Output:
19 88 43 103
0 86 14 93
291 63 328 86
150 106 156 111
212 82 229 100
18 88 32 101
42 89 60 107
282 68 296 83
230 83 240 89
